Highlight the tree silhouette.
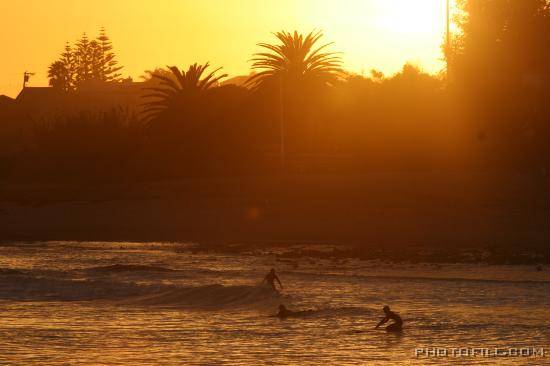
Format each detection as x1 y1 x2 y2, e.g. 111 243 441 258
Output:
47 43 75 91
74 33 94 86
47 61 69 90
141 63 227 122
247 30 344 89
140 68 177 86
48 29 123 90
96 27 123 82
246 30 344 167
450 0 550 84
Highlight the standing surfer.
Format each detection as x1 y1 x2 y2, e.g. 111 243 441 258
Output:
263 268 283 290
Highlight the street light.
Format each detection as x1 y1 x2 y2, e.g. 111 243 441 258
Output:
447 0 450 49
279 75 285 170
446 0 452 81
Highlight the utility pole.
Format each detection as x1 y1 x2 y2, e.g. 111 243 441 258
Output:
446 0 451 82
279 75 286 171
23 71 35 88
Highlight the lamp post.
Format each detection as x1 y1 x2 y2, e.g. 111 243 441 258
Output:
446 0 451 81
279 74 286 171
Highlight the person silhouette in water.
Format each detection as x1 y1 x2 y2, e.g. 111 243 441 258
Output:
275 304 313 319
375 305 403 332
276 304 293 318
263 268 283 290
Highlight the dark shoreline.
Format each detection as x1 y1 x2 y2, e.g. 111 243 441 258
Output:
1 171 549 265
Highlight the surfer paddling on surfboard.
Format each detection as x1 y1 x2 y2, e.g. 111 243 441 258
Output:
263 268 283 291
375 305 403 332
275 304 313 319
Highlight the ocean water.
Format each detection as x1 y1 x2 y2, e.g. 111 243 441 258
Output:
0 242 549 365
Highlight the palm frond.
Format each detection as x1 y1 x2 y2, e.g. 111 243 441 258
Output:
140 62 227 122
247 30 344 89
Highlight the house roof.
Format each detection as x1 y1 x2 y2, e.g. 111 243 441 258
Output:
0 95 16 115
15 87 67 118
14 84 146 117
0 94 15 104
16 87 62 102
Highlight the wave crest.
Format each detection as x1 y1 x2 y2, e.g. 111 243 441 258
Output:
0 269 281 309
125 284 282 309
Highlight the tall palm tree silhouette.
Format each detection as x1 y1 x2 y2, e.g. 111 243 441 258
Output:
247 30 344 89
247 30 344 169
141 63 227 122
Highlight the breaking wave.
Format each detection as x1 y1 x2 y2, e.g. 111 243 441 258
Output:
124 284 282 309
0 268 282 309
0 271 153 301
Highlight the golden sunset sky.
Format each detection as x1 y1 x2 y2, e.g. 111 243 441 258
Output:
0 0 455 97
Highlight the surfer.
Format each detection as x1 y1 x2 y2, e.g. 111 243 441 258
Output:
275 304 313 319
263 268 283 290
375 305 403 332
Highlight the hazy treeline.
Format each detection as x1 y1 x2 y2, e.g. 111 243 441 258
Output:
2 0 550 182
3 65 453 181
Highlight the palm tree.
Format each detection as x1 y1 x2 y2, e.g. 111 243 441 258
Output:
247 31 344 169
141 63 227 122
247 30 344 89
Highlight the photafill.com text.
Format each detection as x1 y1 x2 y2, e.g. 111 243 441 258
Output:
415 347 547 358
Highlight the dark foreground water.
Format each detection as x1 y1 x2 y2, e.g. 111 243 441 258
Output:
0 242 549 365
